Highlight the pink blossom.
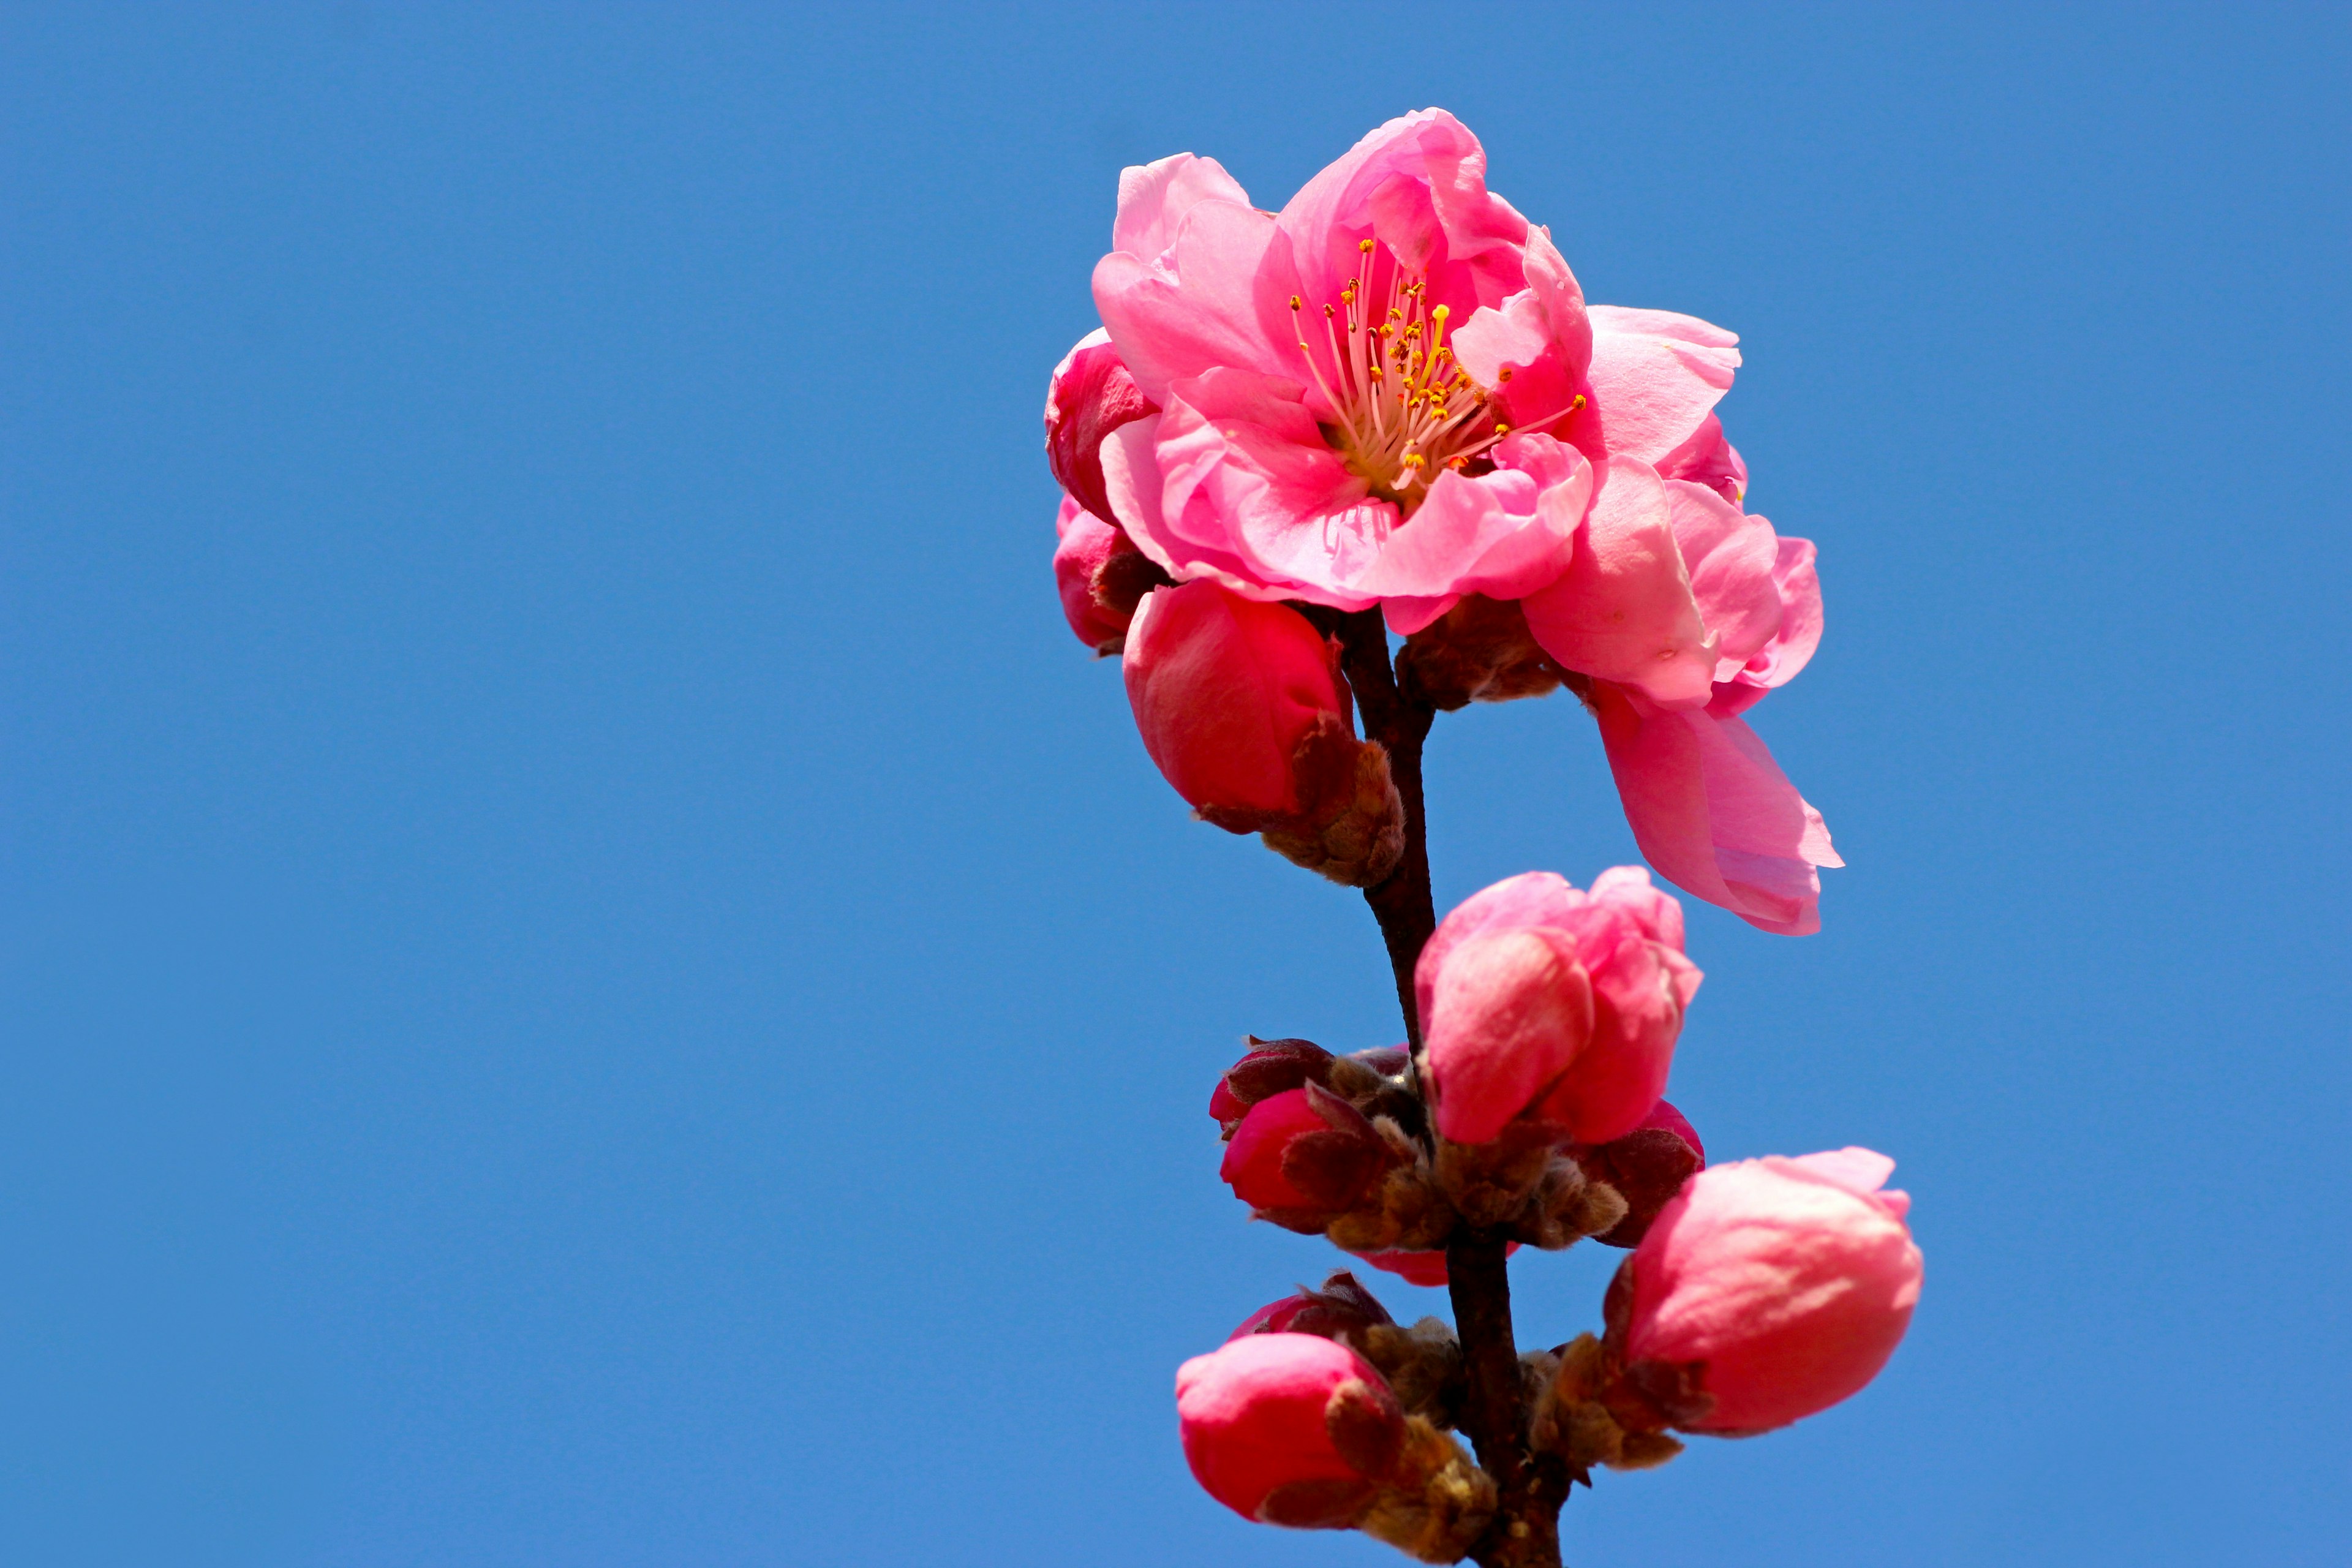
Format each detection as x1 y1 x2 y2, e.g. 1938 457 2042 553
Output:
1085 112 1744 634
1621 1148 1923 1434
1177 1333 1406 1525
1415 869 1701 1145
1122 581 1344 818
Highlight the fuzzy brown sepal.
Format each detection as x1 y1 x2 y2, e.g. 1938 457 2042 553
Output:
1257 724 1406 887
1087 540 1174 641
1395 595 1564 712
1360 1316 1466 1429
1355 1417 1497 1564
1532 1316 1711 1473
1322 1125 1457 1255
1510 1157 1629 1250
1433 1123 1563 1230
1216 1038 1412 1137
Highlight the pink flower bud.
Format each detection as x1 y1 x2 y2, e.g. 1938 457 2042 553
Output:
1221 1086 1395 1223
1176 1333 1406 1526
1045 328 1155 525
1619 1148 1922 1433
1123 581 1347 820
1415 869 1701 1146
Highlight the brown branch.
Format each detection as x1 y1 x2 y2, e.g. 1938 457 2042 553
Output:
1336 611 1436 1048
1337 609 1566 1568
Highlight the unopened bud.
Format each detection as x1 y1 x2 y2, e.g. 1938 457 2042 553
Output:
1614 1149 1922 1434
1221 1085 1399 1230
1125 581 1402 887
1176 1334 1404 1527
1416 869 1702 1147
1176 1333 1494 1561
1228 1270 1395 1344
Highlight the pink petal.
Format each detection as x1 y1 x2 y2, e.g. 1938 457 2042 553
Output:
1152 368 1392 609
1093 198 1286 402
1355 434 1589 635
1654 412 1747 503
1589 683 1840 936
1667 480 1784 677
1113 153 1252 260
1574 306 1741 469
1448 228 1593 433
1274 108 1531 318
1519 457 1716 708
1780 1148 1897 1196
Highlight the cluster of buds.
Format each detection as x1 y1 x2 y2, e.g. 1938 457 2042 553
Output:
1178 868 1920 1561
1209 870 1714 1283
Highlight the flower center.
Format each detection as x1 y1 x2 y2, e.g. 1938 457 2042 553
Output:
1287 238 1574 513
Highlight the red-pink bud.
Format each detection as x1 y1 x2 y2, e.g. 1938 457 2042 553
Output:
1176 1333 1405 1526
1045 328 1155 524
1123 581 1346 819
1052 496 1131 654
1228 1271 1394 1342
1220 1086 1393 1220
1580 1098 1705 1249
1621 1148 1921 1433
1415 869 1701 1145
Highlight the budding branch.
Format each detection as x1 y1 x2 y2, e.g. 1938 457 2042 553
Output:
1338 609 1568 1568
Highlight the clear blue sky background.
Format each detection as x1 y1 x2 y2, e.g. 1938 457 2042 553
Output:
4 4 2346 1564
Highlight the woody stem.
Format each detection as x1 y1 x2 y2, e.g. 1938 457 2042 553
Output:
1337 610 1566 1568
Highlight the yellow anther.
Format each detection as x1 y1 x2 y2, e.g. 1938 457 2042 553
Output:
1359 238 1375 252
1498 368 1514 382
1324 303 1336 318
1290 295 1302 310
1494 423 1512 435
1570 394 1587 411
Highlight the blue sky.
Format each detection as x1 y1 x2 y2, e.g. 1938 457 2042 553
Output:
4 4 2346 1564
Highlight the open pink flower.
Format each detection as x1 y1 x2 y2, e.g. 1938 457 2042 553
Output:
1619 1148 1922 1434
1415 868 1701 1145
1086 111 1744 635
